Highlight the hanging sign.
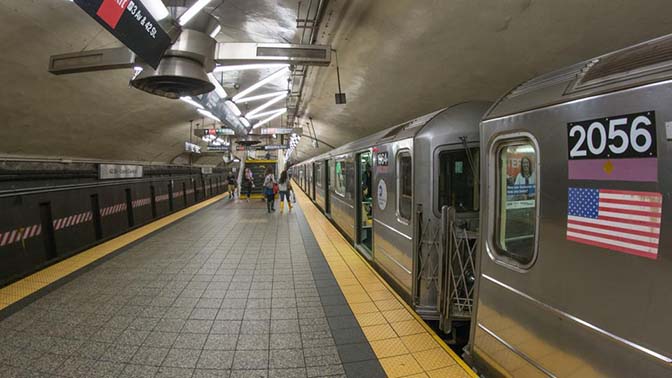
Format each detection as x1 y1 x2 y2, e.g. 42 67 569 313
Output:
263 145 290 151
567 111 657 182
256 128 303 135
195 128 235 137
73 0 172 69
207 145 231 152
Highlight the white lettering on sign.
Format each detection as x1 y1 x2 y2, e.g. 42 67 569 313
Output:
568 111 656 159
126 1 158 39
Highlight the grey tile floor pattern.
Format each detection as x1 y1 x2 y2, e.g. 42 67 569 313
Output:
0 198 386 378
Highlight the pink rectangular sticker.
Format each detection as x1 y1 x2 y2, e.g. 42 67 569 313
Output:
568 157 657 182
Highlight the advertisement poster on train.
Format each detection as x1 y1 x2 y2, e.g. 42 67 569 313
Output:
505 147 536 210
567 111 657 182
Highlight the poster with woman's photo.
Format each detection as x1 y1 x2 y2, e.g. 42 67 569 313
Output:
505 149 536 209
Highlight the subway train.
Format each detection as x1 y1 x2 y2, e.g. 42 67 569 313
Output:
292 34 672 377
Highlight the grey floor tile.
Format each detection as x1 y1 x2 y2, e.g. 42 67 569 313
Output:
230 369 267 378
155 366 195 378
204 334 238 350
193 369 232 378
270 333 302 350
270 349 305 369
119 363 159 378
197 350 235 369
232 350 269 370
269 368 308 378
131 346 170 366
236 333 270 350
162 348 202 368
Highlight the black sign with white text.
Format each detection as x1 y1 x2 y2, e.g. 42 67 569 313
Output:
567 111 657 160
73 0 171 68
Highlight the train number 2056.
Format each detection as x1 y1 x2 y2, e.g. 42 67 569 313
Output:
567 111 656 160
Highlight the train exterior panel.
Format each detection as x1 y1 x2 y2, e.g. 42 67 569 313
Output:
372 138 414 296
472 35 672 377
329 153 357 241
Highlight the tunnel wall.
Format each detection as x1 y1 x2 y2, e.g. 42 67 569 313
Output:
0 164 227 287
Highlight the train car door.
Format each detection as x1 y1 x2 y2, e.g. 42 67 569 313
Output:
325 159 331 215
356 150 373 257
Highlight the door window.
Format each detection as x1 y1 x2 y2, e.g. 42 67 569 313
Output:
495 142 538 266
398 152 412 221
334 160 346 196
438 148 480 213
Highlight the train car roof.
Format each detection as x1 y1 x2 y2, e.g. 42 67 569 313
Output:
299 108 446 162
485 33 672 120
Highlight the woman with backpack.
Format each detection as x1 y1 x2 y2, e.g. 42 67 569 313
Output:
278 170 293 213
263 166 276 213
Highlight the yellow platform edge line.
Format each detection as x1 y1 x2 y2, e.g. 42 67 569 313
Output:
293 181 478 377
0 192 228 311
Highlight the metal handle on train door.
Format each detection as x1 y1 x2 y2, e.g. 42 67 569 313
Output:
413 203 423 306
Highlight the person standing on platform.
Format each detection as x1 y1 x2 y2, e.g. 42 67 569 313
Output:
263 167 276 213
226 170 237 199
278 170 293 213
242 168 254 202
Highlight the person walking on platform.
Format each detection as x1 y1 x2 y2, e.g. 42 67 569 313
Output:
242 168 254 202
278 170 293 213
226 170 237 199
263 167 276 213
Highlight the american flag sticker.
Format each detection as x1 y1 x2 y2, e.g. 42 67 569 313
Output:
567 187 662 260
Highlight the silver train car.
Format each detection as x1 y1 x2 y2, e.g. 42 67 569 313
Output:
471 35 672 377
292 34 672 377
292 101 490 334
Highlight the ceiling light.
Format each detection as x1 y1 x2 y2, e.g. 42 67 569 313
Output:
233 68 289 102
207 73 227 98
234 91 288 104
180 96 204 109
252 109 287 129
246 93 288 118
178 0 213 26
225 100 241 116
239 117 251 128
247 108 286 120
142 0 170 21
213 63 289 73
209 25 221 38
197 108 221 122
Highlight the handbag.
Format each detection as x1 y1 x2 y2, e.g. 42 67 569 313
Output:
272 183 279 194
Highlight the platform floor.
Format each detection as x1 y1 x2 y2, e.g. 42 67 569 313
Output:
0 190 475 378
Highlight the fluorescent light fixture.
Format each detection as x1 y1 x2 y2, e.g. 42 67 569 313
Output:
234 90 288 104
178 0 212 26
247 108 286 120
209 25 221 38
180 96 204 109
197 108 221 122
252 109 287 129
246 93 288 118
141 0 170 21
233 68 289 102
207 73 227 98
239 117 251 128
225 100 241 116
213 63 289 73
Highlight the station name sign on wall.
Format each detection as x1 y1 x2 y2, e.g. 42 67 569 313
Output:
73 0 172 68
99 164 143 179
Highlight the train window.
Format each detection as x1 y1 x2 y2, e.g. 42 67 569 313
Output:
397 151 412 221
438 148 479 213
315 164 322 187
334 160 346 196
495 142 538 266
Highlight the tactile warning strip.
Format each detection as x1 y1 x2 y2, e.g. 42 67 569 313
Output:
0 193 228 311
294 185 478 378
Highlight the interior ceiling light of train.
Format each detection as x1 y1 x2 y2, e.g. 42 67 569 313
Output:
50 0 330 162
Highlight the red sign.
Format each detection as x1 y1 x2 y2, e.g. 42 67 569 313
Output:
96 0 129 29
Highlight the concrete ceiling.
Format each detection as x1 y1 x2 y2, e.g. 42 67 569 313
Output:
2 0 672 165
